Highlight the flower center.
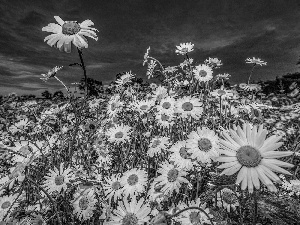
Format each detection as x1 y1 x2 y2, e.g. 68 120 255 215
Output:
222 189 238 204
89 124 96 130
181 47 188 53
199 70 207 77
217 90 226 96
79 196 89 210
111 181 121 190
151 139 161 148
127 174 139 186
236 145 261 167
140 105 149 111
182 102 193 111
198 138 212 152
161 114 170 121
179 147 190 159
189 211 202 225
62 21 81 35
19 145 31 156
54 175 65 186
111 103 117 111
122 213 138 225
115 131 124 139
1 201 11 209
167 168 179 182
162 102 171 109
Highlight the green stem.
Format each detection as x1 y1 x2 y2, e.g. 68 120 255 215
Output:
77 48 88 98
248 65 256 84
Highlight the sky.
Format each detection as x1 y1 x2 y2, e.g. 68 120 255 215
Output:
0 0 300 96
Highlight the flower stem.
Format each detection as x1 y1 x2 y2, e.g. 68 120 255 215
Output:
248 65 256 84
77 48 88 97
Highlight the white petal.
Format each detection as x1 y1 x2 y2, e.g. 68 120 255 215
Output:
217 161 239 169
220 163 241 176
259 142 284 153
259 164 281 182
248 168 254 193
54 16 65 26
251 167 260 189
217 156 237 163
241 168 248 190
236 166 247 184
261 151 293 159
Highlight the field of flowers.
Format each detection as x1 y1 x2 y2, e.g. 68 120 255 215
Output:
0 16 300 225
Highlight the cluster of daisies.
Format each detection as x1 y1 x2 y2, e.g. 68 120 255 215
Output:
0 15 298 225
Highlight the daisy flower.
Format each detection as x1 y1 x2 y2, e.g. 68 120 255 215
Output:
193 64 213 82
217 123 294 193
103 174 123 203
147 136 170 157
210 86 235 100
115 71 135 87
151 85 175 102
154 161 189 196
42 16 98 53
176 199 213 225
131 99 155 116
106 94 123 118
175 96 203 119
239 83 261 92
169 140 194 170
120 168 148 198
186 127 220 164
217 188 239 212
143 46 150 66
281 179 300 196
175 42 194 55
0 194 20 220
106 124 132 145
105 195 151 225
204 57 223 69
146 60 157 79
155 111 174 128
155 96 176 116
9 118 30 133
245 57 267 66
40 66 63 82
73 188 97 221
42 163 74 195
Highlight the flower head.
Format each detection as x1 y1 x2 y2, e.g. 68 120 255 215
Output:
40 66 63 82
175 42 194 55
42 16 98 53
193 64 213 82
245 57 267 66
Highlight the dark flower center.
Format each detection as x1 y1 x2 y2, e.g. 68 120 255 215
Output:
189 211 202 225
54 175 64 186
161 114 170 121
236 145 261 167
151 139 161 148
179 147 190 159
62 21 81 35
199 70 207 77
1 201 11 209
127 174 139 186
167 168 179 182
182 102 193 111
162 102 171 109
198 138 212 152
111 181 121 190
115 131 124 138
140 105 149 111
122 213 138 225
79 196 89 210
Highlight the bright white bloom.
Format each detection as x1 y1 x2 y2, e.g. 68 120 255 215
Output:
120 168 147 198
103 174 123 203
169 140 194 170
106 124 132 144
155 96 176 116
186 127 220 163
9 118 30 133
146 60 157 79
73 188 97 221
175 96 203 119
175 42 194 55
154 161 189 195
40 66 63 82
204 57 223 68
0 194 20 220
217 123 294 193
105 195 151 225
131 99 155 116
115 71 135 87
245 57 267 66
143 46 150 66
193 64 213 82
42 163 74 195
42 16 98 53
147 136 170 157
217 188 239 212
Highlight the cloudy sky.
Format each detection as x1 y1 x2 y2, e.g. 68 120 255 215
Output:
1 0 300 96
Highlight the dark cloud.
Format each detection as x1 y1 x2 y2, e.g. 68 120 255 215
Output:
0 0 300 95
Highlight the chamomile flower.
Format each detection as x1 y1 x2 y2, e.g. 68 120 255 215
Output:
103 174 123 203
147 136 170 157
217 123 294 193
155 112 174 128
155 96 176 116
175 96 203 119
193 64 213 82
146 60 157 79
42 16 98 53
217 188 239 212
115 71 135 87
239 83 261 92
42 163 74 195
9 118 30 134
131 99 155 116
176 199 213 225
169 140 194 170
106 94 123 118
0 194 20 220
40 66 63 82
204 57 223 69
143 46 150 66
73 188 97 221
106 124 132 144
175 42 194 55
105 195 151 225
120 168 148 198
154 161 189 195
245 57 267 66
186 127 220 163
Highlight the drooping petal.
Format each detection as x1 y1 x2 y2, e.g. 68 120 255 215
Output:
220 163 242 176
241 168 248 190
247 168 254 193
261 151 293 159
236 166 247 184
251 167 260 189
